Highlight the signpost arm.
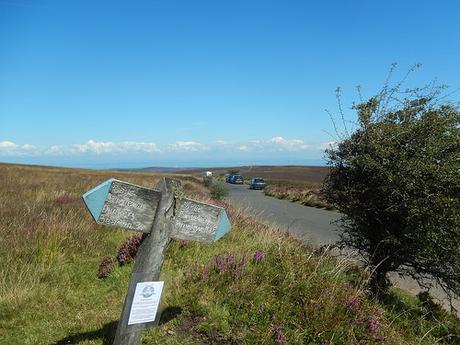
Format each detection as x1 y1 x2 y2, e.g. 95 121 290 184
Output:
82 177 230 345
112 177 175 345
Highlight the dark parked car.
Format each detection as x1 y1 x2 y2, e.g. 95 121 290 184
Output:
249 177 266 190
230 174 244 184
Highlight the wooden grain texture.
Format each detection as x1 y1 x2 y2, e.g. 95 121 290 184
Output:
171 198 226 243
98 180 161 233
112 177 177 345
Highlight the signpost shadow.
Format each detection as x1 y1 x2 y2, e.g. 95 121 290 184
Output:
52 321 118 345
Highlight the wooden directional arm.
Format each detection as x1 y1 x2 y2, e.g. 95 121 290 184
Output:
82 178 231 242
171 198 231 243
82 177 231 345
82 179 161 233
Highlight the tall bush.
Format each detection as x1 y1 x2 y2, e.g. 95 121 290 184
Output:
322 70 460 299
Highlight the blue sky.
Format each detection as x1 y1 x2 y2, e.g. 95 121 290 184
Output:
1 0 459 168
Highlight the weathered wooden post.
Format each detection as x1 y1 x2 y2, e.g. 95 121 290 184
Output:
82 177 231 345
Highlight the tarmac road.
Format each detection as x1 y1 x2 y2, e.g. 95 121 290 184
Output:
225 183 460 311
226 183 341 247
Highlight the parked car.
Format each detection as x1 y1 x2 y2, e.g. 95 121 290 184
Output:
249 177 266 190
230 174 244 184
225 174 231 183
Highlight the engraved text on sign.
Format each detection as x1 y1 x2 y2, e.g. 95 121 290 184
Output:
171 198 222 242
99 181 161 233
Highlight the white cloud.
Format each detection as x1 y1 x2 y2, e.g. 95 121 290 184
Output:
168 141 209 152
227 137 311 152
46 140 160 156
0 140 37 156
0 136 326 159
0 141 17 149
269 136 286 144
22 144 36 150
268 136 310 151
170 137 314 153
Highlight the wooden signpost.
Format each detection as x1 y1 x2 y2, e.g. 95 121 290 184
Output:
82 177 231 345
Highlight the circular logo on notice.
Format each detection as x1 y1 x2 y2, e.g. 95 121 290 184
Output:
142 285 155 298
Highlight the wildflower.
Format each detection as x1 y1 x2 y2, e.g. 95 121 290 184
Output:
117 233 143 265
179 240 189 248
272 323 286 344
253 250 265 263
348 296 360 307
369 318 380 336
97 256 115 279
210 253 247 277
277 332 286 344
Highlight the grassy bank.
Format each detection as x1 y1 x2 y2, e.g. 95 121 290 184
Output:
0 163 459 344
264 181 335 211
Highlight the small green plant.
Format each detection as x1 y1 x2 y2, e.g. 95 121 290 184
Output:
203 176 213 187
210 182 228 200
417 291 444 320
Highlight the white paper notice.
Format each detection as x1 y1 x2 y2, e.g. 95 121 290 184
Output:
128 281 164 325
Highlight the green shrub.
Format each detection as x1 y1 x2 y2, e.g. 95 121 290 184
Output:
323 68 460 298
210 182 228 200
203 176 213 187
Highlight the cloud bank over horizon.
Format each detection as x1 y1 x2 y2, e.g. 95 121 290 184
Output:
0 137 333 168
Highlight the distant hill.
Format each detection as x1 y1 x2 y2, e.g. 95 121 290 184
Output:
118 166 196 173
118 165 330 184
174 165 330 184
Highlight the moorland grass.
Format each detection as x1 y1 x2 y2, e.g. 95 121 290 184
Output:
0 163 459 344
263 183 334 210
